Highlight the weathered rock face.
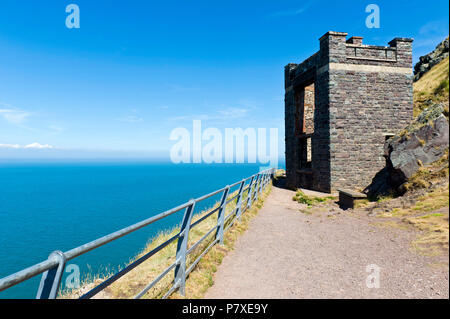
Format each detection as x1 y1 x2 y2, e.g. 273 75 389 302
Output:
388 106 449 178
414 36 449 82
365 104 449 198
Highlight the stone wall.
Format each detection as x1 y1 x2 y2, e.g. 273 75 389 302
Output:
285 31 414 193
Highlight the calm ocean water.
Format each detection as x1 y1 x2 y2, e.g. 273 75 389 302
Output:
0 161 280 298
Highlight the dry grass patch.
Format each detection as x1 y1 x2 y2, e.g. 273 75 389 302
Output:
413 57 449 117
402 150 449 192
411 185 449 213
405 211 449 256
369 220 411 231
403 185 449 256
354 199 370 208
375 184 449 256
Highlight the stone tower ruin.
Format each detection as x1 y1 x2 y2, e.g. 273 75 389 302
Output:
285 31 414 193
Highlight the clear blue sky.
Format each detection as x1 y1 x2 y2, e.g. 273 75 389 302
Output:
0 0 448 160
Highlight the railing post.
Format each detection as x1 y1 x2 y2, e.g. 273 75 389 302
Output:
215 186 230 245
259 173 264 194
235 180 246 221
261 173 266 190
254 173 262 202
36 250 66 299
245 176 255 211
252 174 261 203
260 173 265 193
174 199 196 297
260 173 266 193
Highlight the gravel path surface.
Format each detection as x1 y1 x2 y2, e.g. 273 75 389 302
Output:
205 184 449 299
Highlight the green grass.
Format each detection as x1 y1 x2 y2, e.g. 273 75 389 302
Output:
292 190 335 206
434 78 449 96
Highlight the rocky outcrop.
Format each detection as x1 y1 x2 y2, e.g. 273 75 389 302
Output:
364 103 449 198
414 36 449 82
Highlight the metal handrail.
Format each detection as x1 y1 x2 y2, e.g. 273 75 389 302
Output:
0 168 275 299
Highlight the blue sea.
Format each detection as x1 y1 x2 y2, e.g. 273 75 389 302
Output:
0 161 279 299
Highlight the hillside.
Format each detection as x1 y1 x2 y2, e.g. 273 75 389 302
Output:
414 36 449 82
360 36 449 257
414 56 449 117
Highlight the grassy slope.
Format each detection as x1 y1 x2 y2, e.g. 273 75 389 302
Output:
413 56 449 117
380 56 449 256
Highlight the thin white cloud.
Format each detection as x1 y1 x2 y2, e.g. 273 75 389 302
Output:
0 107 31 125
0 143 21 149
49 125 64 134
218 107 248 118
170 107 249 121
117 109 144 123
168 84 199 93
415 20 449 48
0 142 55 149
270 1 315 18
24 143 54 149
414 37 448 49
118 115 144 123
419 20 448 36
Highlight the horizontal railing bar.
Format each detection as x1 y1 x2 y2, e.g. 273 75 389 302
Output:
65 201 190 261
186 238 219 276
228 181 242 188
79 233 179 299
224 216 236 233
228 175 255 188
225 205 236 222
194 187 226 202
190 206 220 229
134 261 177 299
0 258 59 293
186 225 218 255
224 209 235 223
162 280 180 299
193 175 254 203
226 182 252 203
225 193 239 205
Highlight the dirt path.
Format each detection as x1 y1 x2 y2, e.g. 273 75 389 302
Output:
204 184 449 299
